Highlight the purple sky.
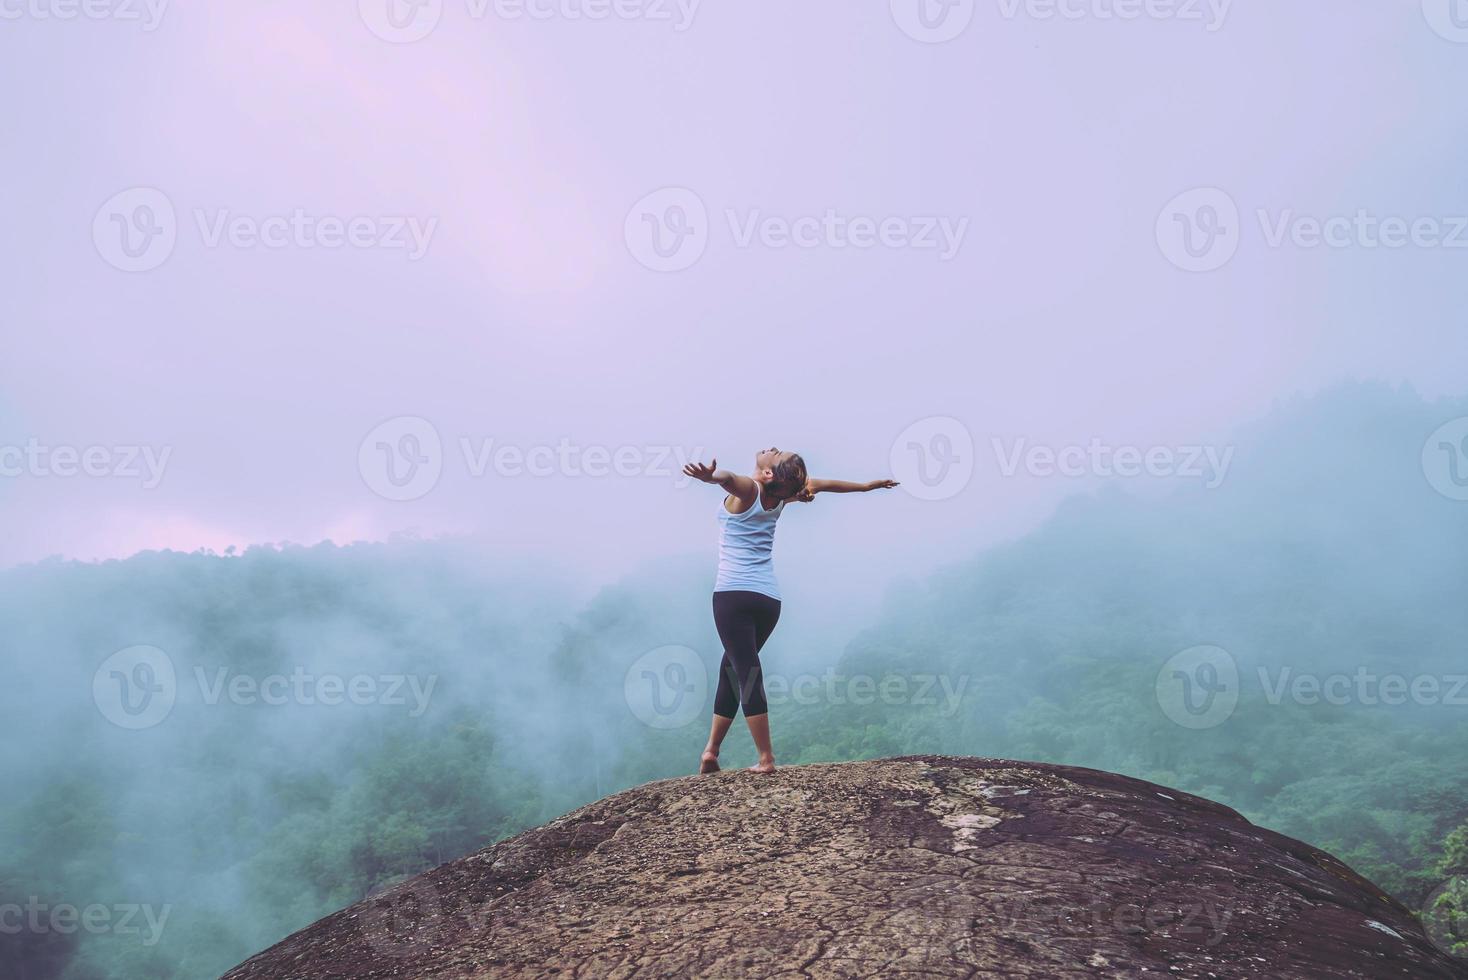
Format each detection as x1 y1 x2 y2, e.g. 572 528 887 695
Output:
3 1 1466 618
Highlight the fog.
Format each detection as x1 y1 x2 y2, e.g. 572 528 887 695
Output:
5 2 1468 976
3 3 1467 590
3 382 1467 977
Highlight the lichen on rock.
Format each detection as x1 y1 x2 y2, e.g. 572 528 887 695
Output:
223 756 1468 979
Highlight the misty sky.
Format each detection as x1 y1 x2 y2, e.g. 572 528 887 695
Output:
3 2 1466 621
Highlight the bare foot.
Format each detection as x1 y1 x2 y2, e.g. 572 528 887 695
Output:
748 757 776 774
699 750 721 774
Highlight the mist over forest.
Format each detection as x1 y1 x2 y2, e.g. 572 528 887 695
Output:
3 381 1467 979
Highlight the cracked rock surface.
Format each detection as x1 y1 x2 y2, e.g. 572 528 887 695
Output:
222 756 1466 979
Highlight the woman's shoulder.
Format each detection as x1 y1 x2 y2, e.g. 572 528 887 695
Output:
722 487 760 516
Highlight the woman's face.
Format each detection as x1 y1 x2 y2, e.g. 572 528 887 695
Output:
754 448 802 498
755 447 794 477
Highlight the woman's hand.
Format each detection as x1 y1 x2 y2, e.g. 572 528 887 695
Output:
865 479 900 491
682 459 720 484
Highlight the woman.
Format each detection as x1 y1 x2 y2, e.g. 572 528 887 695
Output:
681 447 898 774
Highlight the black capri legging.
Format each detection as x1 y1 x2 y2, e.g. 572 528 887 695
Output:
712 590 782 719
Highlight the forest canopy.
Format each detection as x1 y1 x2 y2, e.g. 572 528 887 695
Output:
2 382 1466 978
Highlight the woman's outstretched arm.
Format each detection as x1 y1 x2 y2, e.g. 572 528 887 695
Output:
799 477 900 500
682 459 760 506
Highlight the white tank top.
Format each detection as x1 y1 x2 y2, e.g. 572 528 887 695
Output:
714 491 784 600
